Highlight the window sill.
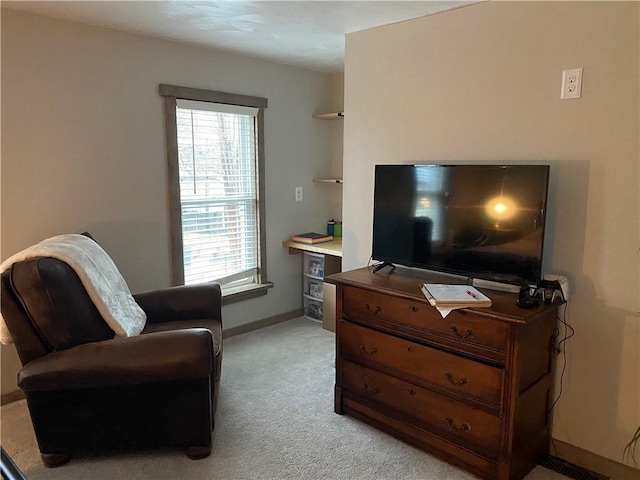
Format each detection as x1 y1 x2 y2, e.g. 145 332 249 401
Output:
221 281 274 305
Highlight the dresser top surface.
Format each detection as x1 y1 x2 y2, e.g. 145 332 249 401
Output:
326 266 562 324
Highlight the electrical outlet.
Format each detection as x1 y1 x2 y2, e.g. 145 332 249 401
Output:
561 68 583 99
295 186 303 202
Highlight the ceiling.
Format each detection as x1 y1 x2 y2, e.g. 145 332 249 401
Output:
3 1 478 73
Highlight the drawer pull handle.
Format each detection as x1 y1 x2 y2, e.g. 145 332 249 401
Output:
409 305 419 313
363 383 380 394
407 388 416 396
359 344 378 355
405 346 413 353
446 417 471 432
364 303 382 314
450 325 473 339
444 372 467 386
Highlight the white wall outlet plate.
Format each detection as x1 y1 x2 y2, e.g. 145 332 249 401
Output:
295 186 303 202
561 68 583 99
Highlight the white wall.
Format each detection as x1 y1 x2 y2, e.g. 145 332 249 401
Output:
1 9 336 393
343 1 639 466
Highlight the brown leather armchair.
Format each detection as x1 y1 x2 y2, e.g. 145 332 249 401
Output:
1 256 222 467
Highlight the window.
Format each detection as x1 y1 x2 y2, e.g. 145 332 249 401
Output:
160 85 271 303
414 166 446 244
175 100 258 286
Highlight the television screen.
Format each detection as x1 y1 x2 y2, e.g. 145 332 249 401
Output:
372 164 550 286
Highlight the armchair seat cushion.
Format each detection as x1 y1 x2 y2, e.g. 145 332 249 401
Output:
142 319 221 353
18 328 214 392
142 319 222 384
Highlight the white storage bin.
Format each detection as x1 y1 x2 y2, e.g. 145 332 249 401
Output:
301 251 341 324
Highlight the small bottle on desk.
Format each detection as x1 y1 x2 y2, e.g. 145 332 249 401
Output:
327 219 335 236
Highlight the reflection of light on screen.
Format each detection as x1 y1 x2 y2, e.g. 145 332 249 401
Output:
485 195 518 221
493 202 507 214
420 198 431 208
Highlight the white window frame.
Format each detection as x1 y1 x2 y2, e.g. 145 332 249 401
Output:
160 84 272 304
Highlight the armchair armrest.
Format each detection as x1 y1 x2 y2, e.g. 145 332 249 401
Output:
18 328 213 392
134 283 222 324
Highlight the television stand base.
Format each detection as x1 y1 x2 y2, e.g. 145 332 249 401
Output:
372 262 395 274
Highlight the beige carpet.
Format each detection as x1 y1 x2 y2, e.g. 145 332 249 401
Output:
1 317 570 480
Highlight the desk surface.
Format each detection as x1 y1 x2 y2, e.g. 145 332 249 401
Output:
282 238 342 257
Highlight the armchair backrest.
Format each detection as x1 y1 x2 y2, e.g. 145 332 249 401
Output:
1 257 114 366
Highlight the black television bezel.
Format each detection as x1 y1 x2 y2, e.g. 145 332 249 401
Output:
371 163 550 287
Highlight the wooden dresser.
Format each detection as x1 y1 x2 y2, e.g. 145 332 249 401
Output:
325 266 562 480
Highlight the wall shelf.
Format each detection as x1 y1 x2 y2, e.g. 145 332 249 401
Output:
312 112 344 120
313 177 343 184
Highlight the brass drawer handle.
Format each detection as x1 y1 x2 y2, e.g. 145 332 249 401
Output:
359 344 378 355
450 325 473 339
364 303 382 314
409 305 419 313
363 383 380 394
446 416 470 432
444 372 467 386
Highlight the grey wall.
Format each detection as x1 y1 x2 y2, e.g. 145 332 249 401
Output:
1 9 337 394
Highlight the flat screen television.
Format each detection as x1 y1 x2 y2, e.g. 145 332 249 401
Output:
372 164 550 287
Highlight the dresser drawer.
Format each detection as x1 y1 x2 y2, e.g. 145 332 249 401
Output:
342 360 503 454
343 285 509 353
340 320 504 408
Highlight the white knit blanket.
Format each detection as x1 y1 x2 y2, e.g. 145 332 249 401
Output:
0 234 146 344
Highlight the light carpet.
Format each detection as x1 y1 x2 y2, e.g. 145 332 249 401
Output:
1 317 569 479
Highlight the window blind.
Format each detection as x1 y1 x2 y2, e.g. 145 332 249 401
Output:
175 100 259 286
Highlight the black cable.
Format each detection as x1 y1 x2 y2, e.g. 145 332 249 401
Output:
548 301 573 414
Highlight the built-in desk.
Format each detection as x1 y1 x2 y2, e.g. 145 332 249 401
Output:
282 238 342 331
282 238 342 257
